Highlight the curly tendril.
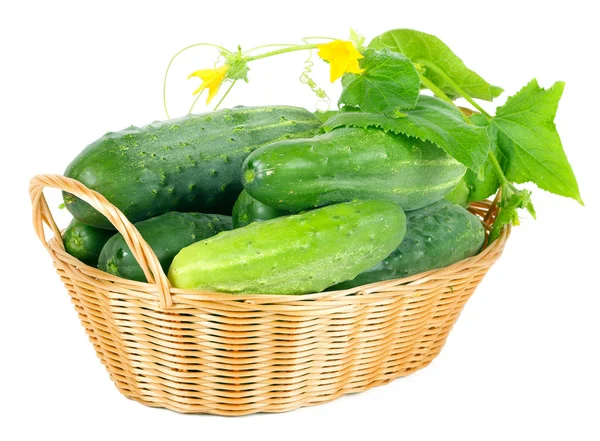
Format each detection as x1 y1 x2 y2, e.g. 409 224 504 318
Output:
299 43 330 106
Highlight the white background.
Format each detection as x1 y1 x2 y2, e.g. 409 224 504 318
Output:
1 1 598 440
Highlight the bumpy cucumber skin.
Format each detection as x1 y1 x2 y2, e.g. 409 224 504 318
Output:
64 106 321 229
98 212 231 282
169 200 407 294
331 200 485 290
242 127 466 212
63 219 115 267
232 190 289 228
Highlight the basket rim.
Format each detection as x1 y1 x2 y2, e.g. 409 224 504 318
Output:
43 210 509 306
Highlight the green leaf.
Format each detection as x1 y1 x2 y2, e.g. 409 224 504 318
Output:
339 48 420 115
323 95 490 175
369 29 502 101
444 178 470 208
489 185 536 242
490 79 583 204
313 110 338 123
463 114 502 202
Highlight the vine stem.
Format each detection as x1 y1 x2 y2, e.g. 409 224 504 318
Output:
245 37 333 54
246 44 320 62
163 43 233 119
486 150 509 186
187 92 202 115
419 60 492 118
483 187 503 226
245 43 298 53
419 74 471 124
213 80 237 111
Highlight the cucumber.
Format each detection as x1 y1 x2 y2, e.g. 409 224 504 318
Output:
98 212 231 282
63 219 114 266
242 127 466 212
168 200 407 294
232 190 289 228
331 200 485 290
64 106 322 229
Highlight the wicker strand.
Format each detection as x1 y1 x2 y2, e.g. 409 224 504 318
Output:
29 174 173 308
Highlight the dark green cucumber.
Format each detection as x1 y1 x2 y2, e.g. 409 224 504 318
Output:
331 200 485 290
98 212 231 282
242 127 466 212
63 219 115 266
64 106 322 229
169 200 407 294
232 190 289 228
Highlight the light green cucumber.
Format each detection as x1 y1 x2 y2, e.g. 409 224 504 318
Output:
168 200 407 294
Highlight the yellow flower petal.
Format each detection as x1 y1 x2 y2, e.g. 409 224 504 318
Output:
317 40 364 82
188 65 229 104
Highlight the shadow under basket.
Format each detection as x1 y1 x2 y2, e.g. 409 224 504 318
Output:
30 174 509 416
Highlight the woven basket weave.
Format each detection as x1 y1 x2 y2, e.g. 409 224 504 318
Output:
30 174 509 415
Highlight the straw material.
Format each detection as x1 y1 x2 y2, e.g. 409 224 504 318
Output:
30 174 509 415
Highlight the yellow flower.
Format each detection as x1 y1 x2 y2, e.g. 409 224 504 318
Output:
188 65 229 104
317 40 364 82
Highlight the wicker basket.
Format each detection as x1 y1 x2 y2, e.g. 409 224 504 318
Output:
30 174 509 416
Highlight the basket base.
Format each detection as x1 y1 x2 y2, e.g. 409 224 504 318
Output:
117 357 437 416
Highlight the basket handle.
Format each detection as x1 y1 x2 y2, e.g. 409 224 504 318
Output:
29 174 173 308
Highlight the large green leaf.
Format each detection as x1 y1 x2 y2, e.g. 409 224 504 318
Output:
339 48 420 115
491 79 583 204
369 29 502 101
463 114 502 202
323 95 490 175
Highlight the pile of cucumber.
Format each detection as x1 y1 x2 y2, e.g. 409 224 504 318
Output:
62 105 485 294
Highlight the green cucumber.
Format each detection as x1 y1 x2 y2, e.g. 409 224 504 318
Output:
232 190 289 228
98 212 231 282
63 219 114 266
64 106 321 229
242 127 466 212
331 200 485 290
169 200 407 294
